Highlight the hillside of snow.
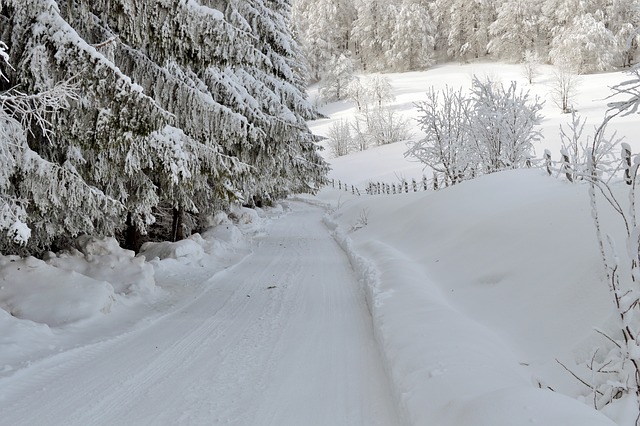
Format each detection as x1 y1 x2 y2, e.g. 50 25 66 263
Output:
303 62 640 424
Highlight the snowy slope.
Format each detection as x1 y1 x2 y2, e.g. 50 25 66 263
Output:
303 63 640 425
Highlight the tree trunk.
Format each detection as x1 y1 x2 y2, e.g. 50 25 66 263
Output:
125 212 141 253
171 207 184 242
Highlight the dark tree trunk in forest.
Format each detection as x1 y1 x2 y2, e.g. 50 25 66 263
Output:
125 212 142 253
171 207 184 242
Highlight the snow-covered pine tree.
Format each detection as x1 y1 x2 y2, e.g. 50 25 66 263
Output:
351 0 392 70
0 0 326 253
488 0 543 62
549 12 619 73
291 0 355 81
385 0 435 71
443 0 497 61
219 0 328 203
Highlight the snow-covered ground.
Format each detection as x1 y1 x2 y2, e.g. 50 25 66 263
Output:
1 62 639 425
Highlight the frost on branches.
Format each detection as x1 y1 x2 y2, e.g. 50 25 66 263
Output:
0 0 327 254
406 77 543 186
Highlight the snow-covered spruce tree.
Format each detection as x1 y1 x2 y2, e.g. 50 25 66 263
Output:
605 0 640 68
1 0 326 252
0 0 173 252
220 0 328 203
440 0 497 61
488 0 543 62
385 0 435 71
291 0 355 81
351 0 393 71
319 53 356 102
549 13 619 74
0 43 122 253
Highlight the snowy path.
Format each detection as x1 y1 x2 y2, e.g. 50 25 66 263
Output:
0 202 401 426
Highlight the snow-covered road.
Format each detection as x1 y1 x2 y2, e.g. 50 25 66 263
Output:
0 202 401 426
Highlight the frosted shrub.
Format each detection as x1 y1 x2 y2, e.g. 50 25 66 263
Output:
469 76 543 173
364 107 412 146
328 119 353 157
408 77 543 183
406 86 472 185
572 67 640 416
319 54 356 102
521 50 540 85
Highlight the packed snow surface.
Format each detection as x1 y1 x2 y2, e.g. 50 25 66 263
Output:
2 63 639 425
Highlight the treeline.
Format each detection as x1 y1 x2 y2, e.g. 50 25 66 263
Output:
0 0 328 255
292 0 640 78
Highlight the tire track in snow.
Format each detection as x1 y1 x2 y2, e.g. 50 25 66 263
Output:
0 202 400 426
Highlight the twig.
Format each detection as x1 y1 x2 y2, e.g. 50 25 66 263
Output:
556 358 605 396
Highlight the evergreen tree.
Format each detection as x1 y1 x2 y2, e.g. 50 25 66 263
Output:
386 0 435 71
549 13 619 73
0 0 326 253
488 0 543 62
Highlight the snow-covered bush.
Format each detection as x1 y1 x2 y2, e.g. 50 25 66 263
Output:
406 86 472 185
366 75 396 107
558 113 621 182
569 68 640 415
469 76 544 173
407 77 543 183
328 119 353 157
362 107 412 147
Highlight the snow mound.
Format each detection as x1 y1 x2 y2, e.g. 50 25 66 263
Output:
0 307 53 366
328 220 616 426
139 235 205 264
323 168 619 425
46 236 156 296
0 255 115 327
203 224 243 246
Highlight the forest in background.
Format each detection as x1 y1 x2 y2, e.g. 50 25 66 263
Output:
292 0 640 79
0 0 328 255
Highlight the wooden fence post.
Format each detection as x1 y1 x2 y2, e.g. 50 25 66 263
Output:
544 149 552 176
623 143 632 185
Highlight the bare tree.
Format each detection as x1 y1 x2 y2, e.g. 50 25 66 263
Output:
550 67 582 113
405 86 472 185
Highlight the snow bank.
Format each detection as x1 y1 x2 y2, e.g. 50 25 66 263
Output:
46 236 156 296
323 169 618 425
0 255 115 327
328 222 615 425
139 236 206 264
139 210 254 263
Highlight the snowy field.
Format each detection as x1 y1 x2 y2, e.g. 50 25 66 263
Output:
1 62 640 425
